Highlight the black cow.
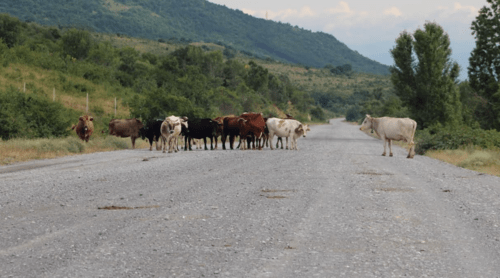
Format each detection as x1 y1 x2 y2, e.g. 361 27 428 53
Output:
140 119 163 151
184 118 222 151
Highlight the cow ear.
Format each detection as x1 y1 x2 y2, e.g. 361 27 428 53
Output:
89 117 94 121
79 116 84 121
366 114 371 118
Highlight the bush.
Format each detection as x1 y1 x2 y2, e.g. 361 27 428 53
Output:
345 106 362 122
0 86 74 140
415 124 500 154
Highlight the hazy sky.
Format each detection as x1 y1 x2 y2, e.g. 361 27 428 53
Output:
207 0 488 79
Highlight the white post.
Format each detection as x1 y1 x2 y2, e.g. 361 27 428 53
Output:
86 93 89 113
53 88 55 101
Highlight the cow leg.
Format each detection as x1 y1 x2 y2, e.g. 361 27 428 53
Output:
381 136 387 156
407 142 415 158
131 137 136 149
236 137 241 149
210 137 215 150
269 133 275 150
388 139 393 157
285 137 289 150
169 136 175 153
223 135 227 150
149 136 153 151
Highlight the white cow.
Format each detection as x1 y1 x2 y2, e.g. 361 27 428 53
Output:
359 114 417 158
160 115 188 153
266 118 310 150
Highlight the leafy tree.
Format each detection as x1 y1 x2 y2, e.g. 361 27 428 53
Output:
61 28 93 60
468 0 500 130
246 61 269 93
0 14 23 48
390 22 462 129
0 86 73 139
88 41 116 67
310 106 326 121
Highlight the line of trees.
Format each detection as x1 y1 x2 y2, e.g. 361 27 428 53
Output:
389 0 500 133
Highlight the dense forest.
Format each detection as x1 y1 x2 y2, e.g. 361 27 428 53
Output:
0 0 389 75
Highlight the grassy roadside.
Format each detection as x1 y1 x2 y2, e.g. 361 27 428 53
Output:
425 148 500 177
0 136 150 165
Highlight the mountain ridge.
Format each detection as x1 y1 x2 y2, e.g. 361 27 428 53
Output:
0 0 389 75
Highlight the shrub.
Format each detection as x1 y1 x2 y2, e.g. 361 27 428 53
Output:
415 124 500 154
0 86 74 140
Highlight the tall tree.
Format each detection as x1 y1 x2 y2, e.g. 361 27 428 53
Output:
390 22 462 129
468 0 500 130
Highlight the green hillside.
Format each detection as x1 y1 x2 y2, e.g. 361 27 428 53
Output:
0 0 389 75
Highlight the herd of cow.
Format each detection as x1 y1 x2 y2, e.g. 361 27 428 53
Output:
71 113 418 158
72 112 311 152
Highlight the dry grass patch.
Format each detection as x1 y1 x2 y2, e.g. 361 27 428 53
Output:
426 149 500 177
0 136 150 165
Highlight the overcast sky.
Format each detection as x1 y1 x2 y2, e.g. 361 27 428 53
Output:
207 0 488 79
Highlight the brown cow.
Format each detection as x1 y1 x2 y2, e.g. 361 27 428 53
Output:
108 118 144 149
71 115 94 142
222 116 241 150
238 112 266 150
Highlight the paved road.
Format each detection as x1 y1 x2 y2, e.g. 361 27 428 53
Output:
1 118 500 277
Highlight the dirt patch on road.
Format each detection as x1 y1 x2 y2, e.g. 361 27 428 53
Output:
98 205 160 210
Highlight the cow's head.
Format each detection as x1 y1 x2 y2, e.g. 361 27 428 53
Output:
134 118 144 130
210 120 223 137
167 121 179 134
295 124 310 137
359 114 373 131
139 126 147 140
79 116 93 132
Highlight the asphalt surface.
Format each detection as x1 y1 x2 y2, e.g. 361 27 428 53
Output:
1 118 500 277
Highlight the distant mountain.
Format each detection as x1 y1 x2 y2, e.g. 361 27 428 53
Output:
0 0 390 75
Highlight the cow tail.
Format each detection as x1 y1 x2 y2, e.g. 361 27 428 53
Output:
410 121 417 144
409 121 417 156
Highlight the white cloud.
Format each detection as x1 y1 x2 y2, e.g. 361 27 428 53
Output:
434 2 479 22
454 3 478 14
384 7 402 17
241 8 257 16
299 6 315 18
327 2 353 15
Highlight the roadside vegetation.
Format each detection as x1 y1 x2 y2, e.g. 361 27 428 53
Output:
0 137 149 165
